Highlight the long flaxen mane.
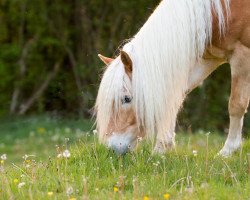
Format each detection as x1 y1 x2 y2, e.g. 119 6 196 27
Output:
96 0 230 141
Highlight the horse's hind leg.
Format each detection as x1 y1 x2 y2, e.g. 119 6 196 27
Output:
219 43 250 157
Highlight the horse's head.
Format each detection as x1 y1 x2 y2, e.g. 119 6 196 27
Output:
95 51 144 154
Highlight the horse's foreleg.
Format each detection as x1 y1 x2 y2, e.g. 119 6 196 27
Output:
153 58 224 154
153 120 176 154
219 44 250 157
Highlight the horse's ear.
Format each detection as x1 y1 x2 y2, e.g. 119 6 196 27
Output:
120 51 132 73
98 54 114 65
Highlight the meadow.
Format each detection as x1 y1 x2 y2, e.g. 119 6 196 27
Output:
0 116 250 200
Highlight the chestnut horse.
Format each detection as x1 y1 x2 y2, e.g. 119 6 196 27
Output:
95 0 250 156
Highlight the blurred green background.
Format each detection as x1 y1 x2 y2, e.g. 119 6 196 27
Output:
0 0 249 134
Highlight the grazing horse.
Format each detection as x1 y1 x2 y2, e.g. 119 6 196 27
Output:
95 0 250 156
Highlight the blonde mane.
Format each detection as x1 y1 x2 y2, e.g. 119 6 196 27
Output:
96 0 230 141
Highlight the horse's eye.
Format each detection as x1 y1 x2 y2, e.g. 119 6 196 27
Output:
122 95 132 104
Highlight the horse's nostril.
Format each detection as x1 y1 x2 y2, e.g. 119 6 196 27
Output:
107 134 135 155
111 142 129 155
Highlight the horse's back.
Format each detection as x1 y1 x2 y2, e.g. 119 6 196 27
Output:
213 0 250 50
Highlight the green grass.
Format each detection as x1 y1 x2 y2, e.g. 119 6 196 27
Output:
0 116 250 200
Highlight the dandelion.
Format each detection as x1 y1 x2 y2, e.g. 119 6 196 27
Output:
192 150 198 157
1 154 7 160
143 196 150 200
69 198 76 200
18 182 26 188
47 192 53 196
113 187 119 193
205 132 210 137
25 159 31 164
1 154 6 164
164 193 170 199
93 129 98 135
37 127 46 134
66 186 74 196
14 179 19 184
63 150 71 158
57 153 62 158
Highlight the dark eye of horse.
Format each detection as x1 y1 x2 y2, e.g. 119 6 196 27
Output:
122 95 132 104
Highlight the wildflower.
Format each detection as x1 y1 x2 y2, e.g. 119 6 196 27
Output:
37 127 46 134
66 186 74 196
1 154 7 160
1 160 4 164
18 182 26 188
25 159 31 164
113 187 119 192
205 132 210 136
63 150 71 158
143 196 150 200
164 193 170 199
69 198 76 200
192 150 198 157
93 129 98 135
57 153 62 158
47 192 53 196
14 179 19 184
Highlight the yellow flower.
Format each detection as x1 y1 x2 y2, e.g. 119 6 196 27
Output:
143 196 150 200
69 198 76 200
164 193 170 199
113 187 119 192
37 127 46 134
14 179 19 184
0 160 4 164
47 192 53 196
25 159 31 164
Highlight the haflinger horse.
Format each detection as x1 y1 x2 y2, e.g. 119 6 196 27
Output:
95 0 250 156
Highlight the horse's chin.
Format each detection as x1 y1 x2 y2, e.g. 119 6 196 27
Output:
107 132 137 155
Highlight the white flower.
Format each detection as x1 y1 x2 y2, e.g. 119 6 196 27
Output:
57 153 62 158
62 150 71 158
93 130 98 135
1 154 7 160
192 150 198 157
18 182 26 188
205 132 211 136
66 186 73 196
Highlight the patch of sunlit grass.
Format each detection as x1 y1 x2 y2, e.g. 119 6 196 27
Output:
0 117 250 199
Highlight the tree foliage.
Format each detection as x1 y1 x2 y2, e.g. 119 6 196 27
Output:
0 0 249 132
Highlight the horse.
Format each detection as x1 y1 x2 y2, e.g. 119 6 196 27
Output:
95 0 250 156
